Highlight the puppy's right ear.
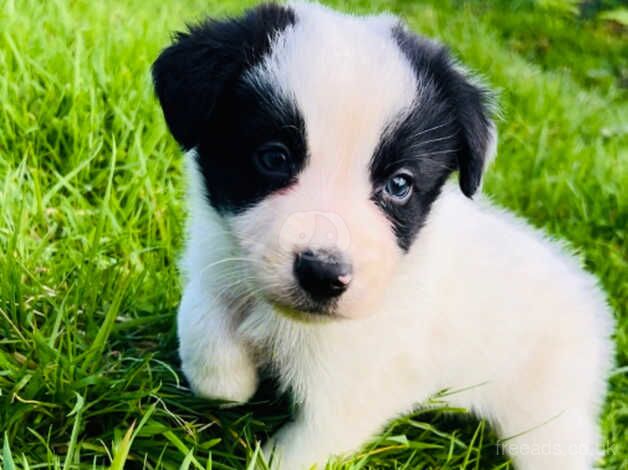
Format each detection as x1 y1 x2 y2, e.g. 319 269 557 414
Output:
152 3 296 150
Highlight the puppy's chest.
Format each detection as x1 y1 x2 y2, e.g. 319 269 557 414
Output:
241 306 423 398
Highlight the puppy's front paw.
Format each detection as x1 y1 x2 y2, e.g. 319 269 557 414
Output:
181 346 258 404
263 428 326 470
262 440 289 470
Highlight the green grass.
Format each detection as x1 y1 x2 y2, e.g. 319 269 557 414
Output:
0 0 626 468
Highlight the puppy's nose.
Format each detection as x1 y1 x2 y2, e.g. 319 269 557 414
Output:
294 249 352 300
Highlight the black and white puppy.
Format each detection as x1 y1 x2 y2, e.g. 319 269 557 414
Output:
152 2 614 468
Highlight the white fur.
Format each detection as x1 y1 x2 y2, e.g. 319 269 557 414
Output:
175 3 614 469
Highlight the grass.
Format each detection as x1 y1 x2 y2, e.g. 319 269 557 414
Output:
0 0 626 468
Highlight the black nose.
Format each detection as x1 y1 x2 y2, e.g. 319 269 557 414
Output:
294 249 352 300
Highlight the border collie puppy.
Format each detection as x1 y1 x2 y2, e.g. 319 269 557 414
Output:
152 2 614 468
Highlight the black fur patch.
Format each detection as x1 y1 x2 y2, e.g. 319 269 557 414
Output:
197 78 307 213
370 24 493 251
152 3 305 213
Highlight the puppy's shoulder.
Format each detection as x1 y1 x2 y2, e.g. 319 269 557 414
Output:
427 184 611 317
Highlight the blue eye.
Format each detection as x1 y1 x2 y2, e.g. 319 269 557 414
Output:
384 173 413 203
254 142 292 177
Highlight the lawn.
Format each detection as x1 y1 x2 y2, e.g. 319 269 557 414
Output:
0 0 626 468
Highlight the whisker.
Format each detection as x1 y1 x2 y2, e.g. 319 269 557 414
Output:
407 132 458 148
384 148 459 171
406 119 455 139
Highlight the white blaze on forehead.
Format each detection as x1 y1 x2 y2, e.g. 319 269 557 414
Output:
251 2 418 180
233 3 415 317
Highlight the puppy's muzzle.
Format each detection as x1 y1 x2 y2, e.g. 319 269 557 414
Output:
293 249 352 301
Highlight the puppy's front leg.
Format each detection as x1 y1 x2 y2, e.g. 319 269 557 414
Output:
177 278 258 403
265 396 397 469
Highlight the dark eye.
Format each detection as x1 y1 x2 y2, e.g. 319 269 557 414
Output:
384 172 413 203
254 142 292 177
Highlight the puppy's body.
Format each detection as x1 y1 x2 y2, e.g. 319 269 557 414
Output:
181 163 612 469
154 3 614 469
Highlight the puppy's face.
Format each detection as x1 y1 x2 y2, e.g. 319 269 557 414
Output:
153 2 494 319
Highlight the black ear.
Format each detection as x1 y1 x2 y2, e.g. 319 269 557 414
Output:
440 61 495 197
393 26 495 197
151 3 296 150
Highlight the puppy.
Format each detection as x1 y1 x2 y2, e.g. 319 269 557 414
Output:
152 2 615 469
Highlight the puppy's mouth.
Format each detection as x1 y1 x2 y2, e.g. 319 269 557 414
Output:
264 290 340 321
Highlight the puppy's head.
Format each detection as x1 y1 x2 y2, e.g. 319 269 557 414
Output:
153 2 495 320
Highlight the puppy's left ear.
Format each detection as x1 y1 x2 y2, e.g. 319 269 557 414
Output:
443 64 497 197
394 26 496 197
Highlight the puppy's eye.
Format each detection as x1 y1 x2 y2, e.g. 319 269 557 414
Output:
254 142 292 177
384 173 413 203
